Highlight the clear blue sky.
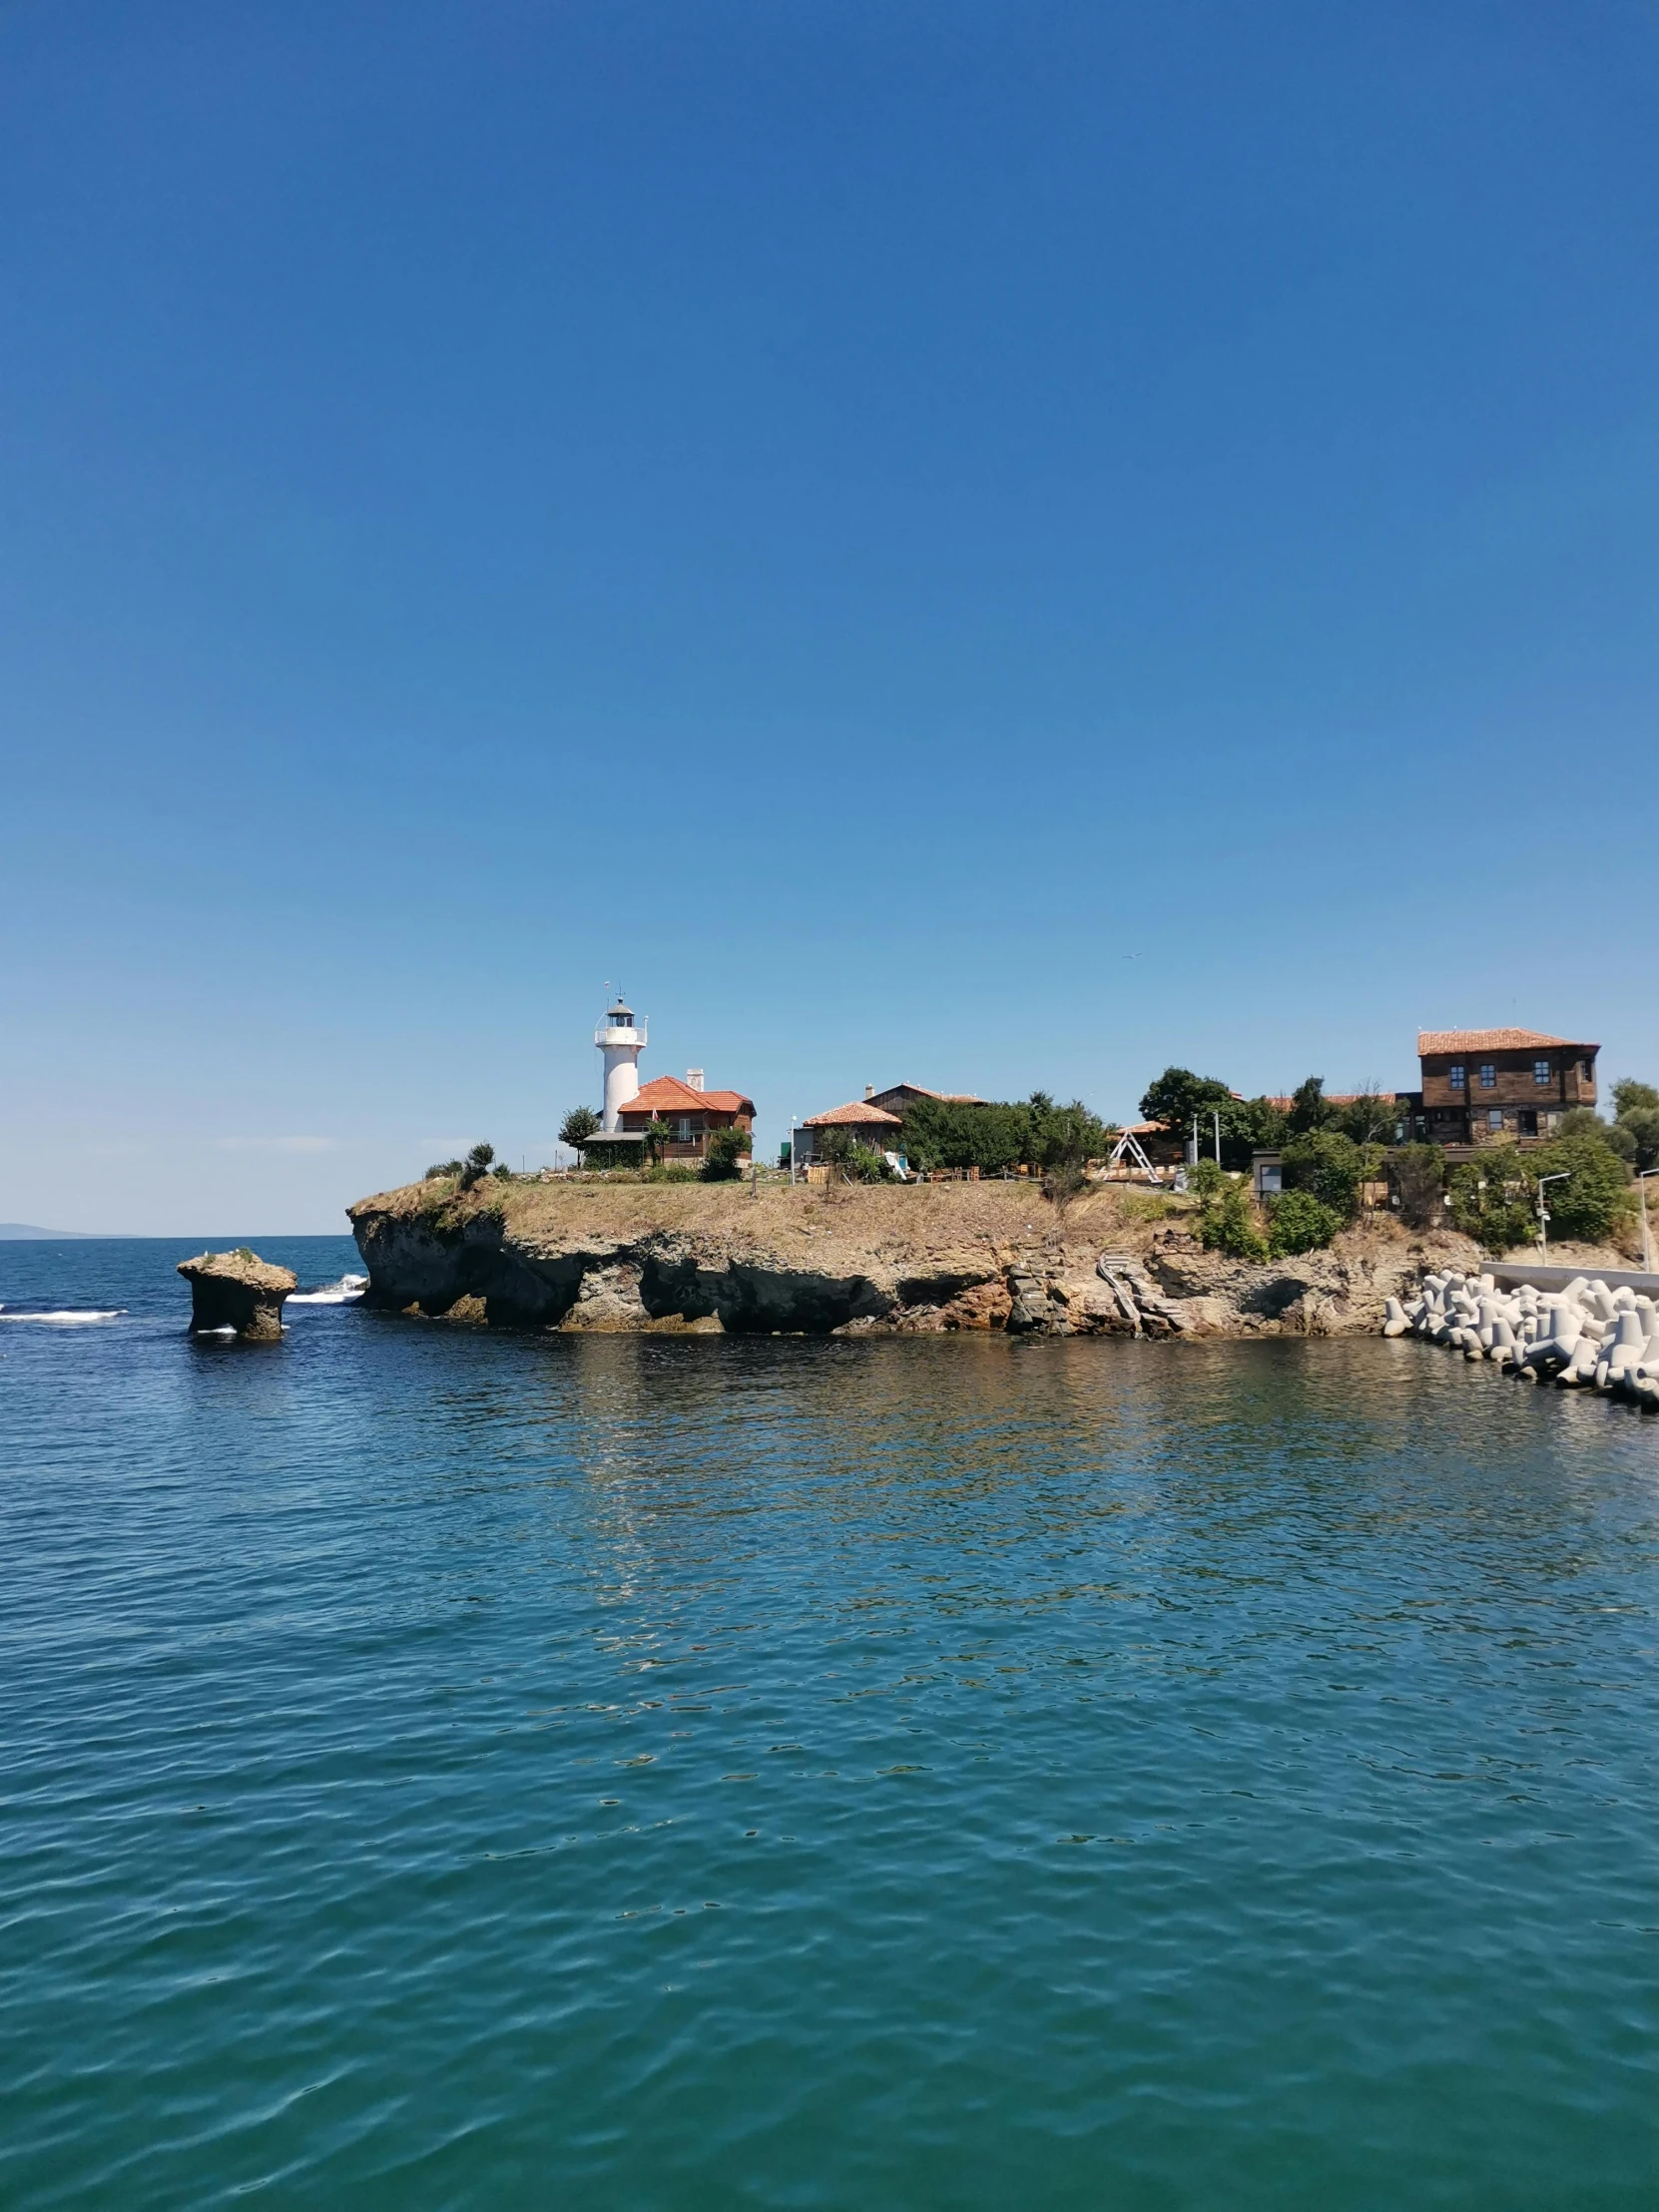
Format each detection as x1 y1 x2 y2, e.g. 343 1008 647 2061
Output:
3 0 1656 1233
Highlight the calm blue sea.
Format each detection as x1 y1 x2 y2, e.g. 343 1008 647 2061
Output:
2 1236 1656 2208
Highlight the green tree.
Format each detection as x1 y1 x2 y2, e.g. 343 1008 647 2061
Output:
1021 1093 1110 1172
1137 1068 1285 1171
701 1126 751 1181
1281 1130 1366 1221
1222 1095 1289 1170
1389 1145 1444 1229
1139 1066 1234 1134
1534 1136 1633 1244
1446 1149 1538 1254
1555 1107 1641 1164
1557 1106 1608 1141
897 1098 1022 1174
1266 1189 1341 1256
1332 1084 1399 1147
1618 1111 1659 1172
559 1105 600 1149
642 1115 672 1164
459 1142 496 1190
1609 1081 1659 1171
1286 1076 1335 1135
424 1157 463 1181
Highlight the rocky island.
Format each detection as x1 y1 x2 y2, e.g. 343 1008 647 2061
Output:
178 1248 297 1340
346 1175 1482 1339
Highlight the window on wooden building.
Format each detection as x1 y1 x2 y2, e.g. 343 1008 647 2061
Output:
1534 1059 1551 1085
1449 1064 1465 1090
1478 1064 1495 1088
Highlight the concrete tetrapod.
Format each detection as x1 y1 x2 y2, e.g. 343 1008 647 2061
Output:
1386 1268 1659 1410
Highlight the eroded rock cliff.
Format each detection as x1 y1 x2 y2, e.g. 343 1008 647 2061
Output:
347 1178 1478 1340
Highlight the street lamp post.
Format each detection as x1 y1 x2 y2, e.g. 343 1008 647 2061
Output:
1536 1170 1569 1261
1638 1168 1659 1274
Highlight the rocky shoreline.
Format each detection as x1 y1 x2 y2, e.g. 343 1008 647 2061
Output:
346 1177 1498 1341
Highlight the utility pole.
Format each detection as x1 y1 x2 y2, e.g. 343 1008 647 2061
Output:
1537 1171 1568 1261
1213 1110 1222 1167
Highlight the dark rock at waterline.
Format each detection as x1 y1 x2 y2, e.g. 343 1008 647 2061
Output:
177 1249 297 1341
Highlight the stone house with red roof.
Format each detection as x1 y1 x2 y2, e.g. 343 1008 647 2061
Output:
1396 1028 1598 1148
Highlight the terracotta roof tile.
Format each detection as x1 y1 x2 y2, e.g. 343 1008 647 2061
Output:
1417 1029 1595 1056
620 1076 755 1118
873 1083 983 1103
1262 1094 1401 1111
802 1100 903 1128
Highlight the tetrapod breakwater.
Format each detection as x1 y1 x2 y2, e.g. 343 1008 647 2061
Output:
1382 1267 1659 1410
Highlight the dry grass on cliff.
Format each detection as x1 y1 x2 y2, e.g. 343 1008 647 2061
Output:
361 1172 1200 1265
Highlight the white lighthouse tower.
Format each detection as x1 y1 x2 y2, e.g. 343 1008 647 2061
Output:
595 995 647 1130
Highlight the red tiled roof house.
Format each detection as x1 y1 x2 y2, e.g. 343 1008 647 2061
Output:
614 1073 756 1163
793 1098 903 1166
1397 1028 1598 1148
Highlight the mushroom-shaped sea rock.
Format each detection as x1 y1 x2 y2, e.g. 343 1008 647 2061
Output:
177 1249 297 1341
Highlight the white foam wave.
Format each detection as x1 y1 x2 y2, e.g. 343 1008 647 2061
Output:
0 1307 126 1325
287 1275 368 1306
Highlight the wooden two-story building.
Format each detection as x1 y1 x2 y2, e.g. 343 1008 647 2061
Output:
791 1082 982 1167
614 1072 756 1164
1395 1028 1598 1148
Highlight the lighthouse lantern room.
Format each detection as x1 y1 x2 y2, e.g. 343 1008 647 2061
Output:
595 997 647 1130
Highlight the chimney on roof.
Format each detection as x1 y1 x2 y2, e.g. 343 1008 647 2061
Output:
686 1069 705 1092
864 1083 874 1100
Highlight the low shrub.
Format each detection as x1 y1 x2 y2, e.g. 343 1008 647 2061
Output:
1266 1189 1341 1256
1198 1181 1267 1260
817 1130 892 1183
701 1127 751 1182
1187 1160 1227 1202
1116 1190 1177 1222
842 1141 892 1184
1042 1163 1089 1209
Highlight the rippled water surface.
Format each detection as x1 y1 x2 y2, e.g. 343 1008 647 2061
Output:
3 1237 1657 2208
